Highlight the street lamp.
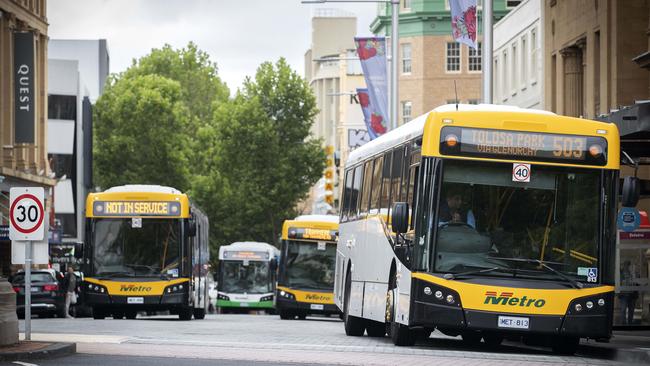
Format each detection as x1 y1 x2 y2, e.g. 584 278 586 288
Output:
302 0 400 131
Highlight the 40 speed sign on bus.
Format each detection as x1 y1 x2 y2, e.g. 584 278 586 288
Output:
9 187 45 241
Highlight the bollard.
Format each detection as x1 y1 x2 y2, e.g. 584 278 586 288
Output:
0 277 18 345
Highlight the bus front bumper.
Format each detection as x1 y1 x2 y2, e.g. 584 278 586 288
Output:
84 292 187 307
276 295 339 314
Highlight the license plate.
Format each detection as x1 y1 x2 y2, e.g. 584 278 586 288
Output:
310 304 324 310
31 287 39 292
127 297 144 304
239 302 249 307
498 315 530 329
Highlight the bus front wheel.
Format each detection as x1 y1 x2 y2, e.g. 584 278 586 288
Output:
343 268 365 336
387 278 415 346
279 309 294 320
193 308 206 320
179 307 193 321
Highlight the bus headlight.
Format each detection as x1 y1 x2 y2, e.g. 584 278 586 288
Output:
217 293 230 301
278 290 295 300
260 295 273 302
586 301 594 309
434 290 443 300
598 298 605 307
165 283 187 294
575 303 583 312
446 295 455 304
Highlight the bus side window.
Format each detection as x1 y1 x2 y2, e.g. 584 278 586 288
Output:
351 164 364 220
341 169 354 222
370 155 384 215
391 146 405 204
407 150 421 230
380 151 392 217
359 160 373 217
400 145 410 204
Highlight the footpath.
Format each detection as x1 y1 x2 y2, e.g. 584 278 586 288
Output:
0 341 75 362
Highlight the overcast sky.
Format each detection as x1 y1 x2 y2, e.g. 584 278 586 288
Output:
47 0 377 94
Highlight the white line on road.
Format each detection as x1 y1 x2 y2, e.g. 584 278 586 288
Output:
13 362 39 366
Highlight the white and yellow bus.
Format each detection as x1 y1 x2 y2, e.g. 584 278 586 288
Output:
81 185 209 320
335 104 627 354
276 215 340 319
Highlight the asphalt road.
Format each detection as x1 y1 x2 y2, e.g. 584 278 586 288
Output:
10 313 635 365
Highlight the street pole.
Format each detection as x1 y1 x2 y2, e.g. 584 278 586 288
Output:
482 0 493 104
25 241 31 340
390 0 399 130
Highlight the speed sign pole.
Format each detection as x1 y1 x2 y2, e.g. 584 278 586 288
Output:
9 187 46 341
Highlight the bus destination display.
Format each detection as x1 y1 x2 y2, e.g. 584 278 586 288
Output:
223 251 270 261
93 201 182 216
440 127 607 165
288 227 337 241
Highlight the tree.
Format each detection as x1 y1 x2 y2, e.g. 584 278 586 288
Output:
94 74 191 190
197 58 325 246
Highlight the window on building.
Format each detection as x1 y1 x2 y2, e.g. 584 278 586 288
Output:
506 0 522 8
502 50 508 100
402 43 412 74
467 99 479 105
401 101 412 123
446 42 461 72
521 36 527 89
531 28 538 84
494 57 499 100
446 99 457 105
511 43 517 95
402 0 411 11
468 42 482 72
48 95 77 120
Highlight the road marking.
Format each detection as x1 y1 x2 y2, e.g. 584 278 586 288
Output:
19 333 130 344
13 362 39 366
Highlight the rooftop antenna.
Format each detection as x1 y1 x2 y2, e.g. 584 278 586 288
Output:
454 80 459 111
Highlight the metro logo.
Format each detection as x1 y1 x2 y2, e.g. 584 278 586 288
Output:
305 293 331 302
484 291 546 308
119 284 152 293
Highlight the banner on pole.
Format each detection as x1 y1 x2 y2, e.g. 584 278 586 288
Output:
449 0 478 49
355 37 389 137
356 88 386 140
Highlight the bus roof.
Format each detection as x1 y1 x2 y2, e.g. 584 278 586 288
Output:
282 215 339 241
218 241 279 260
346 104 620 170
86 184 190 218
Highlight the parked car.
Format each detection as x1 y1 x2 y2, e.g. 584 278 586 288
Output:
10 269 66 318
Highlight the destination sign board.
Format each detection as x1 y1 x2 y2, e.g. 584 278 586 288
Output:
92 201 182 217
222 251 270 261
440 127 607 166
287 227 337 242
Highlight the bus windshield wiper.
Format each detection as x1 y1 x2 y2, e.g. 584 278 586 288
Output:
443 266 508 280
98 272 134 279
487 257 583 289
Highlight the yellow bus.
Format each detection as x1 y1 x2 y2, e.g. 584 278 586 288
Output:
276 215 340 319
334 104 626 354
81 185 209 320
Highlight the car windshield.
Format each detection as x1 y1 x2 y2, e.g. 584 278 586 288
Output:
92 218 181 277
12 273 55 283
220 260 270 294
284 240 336 291
433 160 600 282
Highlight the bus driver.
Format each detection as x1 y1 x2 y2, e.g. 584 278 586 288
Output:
438 186 476 228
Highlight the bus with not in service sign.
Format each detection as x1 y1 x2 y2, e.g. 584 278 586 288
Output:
276 215 340 319
81 185 210 320
216 242 279 312
335 104 626 354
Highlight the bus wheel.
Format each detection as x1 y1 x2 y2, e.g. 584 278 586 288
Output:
388 289 416 346
297 312 307 320
193 308 206 320
343 268 365 336
461 331 482 345
551 336 579 355
92 308 105 320
179 307 193 321
279 309 293 320
483 333 503 346
125 311 137 320
112 311 124 320
366 320 386 337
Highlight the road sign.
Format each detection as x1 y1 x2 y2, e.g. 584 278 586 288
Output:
512 163 531 183
9 187 45 241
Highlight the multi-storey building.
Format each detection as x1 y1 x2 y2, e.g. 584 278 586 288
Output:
371 0 514 124
0 0 55 277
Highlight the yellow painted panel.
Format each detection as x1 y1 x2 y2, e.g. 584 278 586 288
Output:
412 272 613 316
85 277 189 296
277 285 335 304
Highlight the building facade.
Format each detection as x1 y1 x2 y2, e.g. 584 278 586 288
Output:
544 0 649 119
0 0 55 277
47 40 109 270
304 9 362 213
493 0 543 109
371 0 514 124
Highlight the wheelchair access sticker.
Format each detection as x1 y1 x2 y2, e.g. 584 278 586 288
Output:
512 163 531 183
578 267 598 283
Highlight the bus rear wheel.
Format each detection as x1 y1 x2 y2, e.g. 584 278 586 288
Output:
125 311 137 320
92 308 105 320
343 267 365 336
551 336 579 355
279 309 294 320
179 307 193 321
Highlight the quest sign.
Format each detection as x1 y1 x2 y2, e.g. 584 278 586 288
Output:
14 32 35 143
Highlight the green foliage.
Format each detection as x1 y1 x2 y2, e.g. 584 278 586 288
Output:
196 58 325 247
94 74 190 190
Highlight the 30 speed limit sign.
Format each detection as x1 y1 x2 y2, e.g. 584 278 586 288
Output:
9 187 45 241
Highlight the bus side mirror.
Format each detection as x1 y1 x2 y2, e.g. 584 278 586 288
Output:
622 176 640 207
186 219 197 237
392 202 409 235
269 258 278 272
74 242 84 259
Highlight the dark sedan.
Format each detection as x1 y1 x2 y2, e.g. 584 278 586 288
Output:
10 270 66 318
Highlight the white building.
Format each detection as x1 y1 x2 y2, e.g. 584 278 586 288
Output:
493 0 543 109
47 40 109 268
